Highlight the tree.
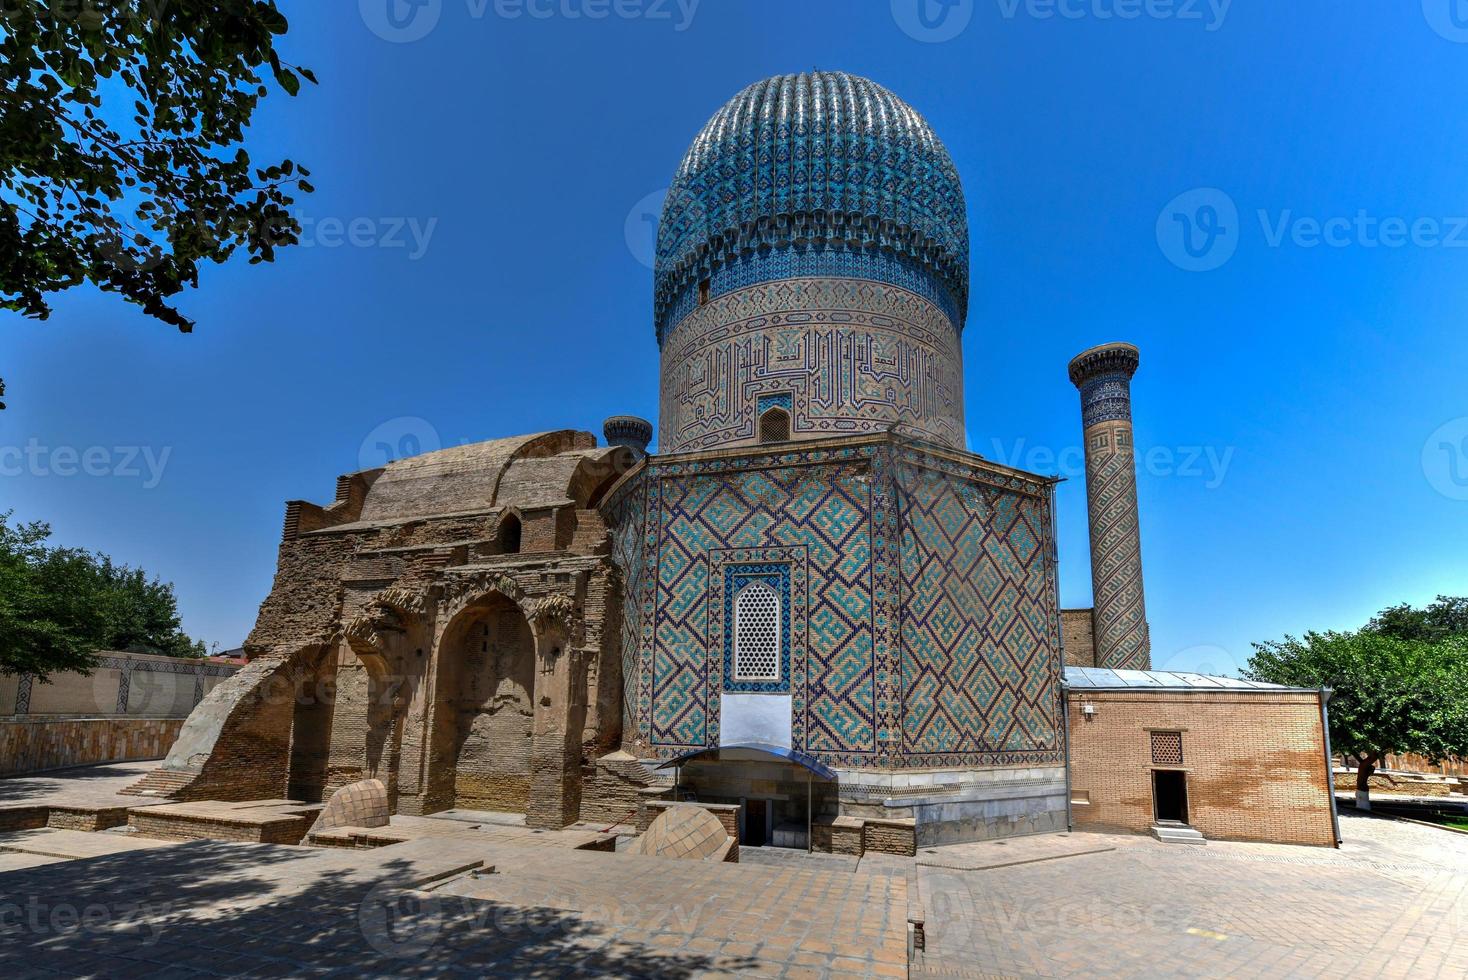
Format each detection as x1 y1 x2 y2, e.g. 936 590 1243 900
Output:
1367 595 1468 644
1245 630 1468 810
0 511 207 679
1 1 314 405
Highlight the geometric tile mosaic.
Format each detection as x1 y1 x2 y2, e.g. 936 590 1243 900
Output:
605 433 1064 770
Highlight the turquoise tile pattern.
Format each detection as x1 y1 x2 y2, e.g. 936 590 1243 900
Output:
605 436 1064 770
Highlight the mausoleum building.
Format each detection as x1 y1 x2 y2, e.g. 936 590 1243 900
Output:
131 71 1337 852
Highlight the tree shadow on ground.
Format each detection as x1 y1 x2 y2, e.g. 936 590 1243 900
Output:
0 762 159 802
0 838 755 977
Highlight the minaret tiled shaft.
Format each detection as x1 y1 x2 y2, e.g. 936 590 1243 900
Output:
1069 343 1150 670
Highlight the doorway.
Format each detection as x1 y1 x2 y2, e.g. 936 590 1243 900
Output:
1152 769 1189 823
742 799 770 847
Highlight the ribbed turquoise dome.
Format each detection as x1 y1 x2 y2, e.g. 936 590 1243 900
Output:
654 71 969 342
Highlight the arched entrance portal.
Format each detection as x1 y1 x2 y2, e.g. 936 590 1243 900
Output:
435 595 537 812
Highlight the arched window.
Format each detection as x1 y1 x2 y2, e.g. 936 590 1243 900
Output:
758 407 791 444
733 582 781 681
498 513 522 554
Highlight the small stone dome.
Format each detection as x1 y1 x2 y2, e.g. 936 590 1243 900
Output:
654 71 969 342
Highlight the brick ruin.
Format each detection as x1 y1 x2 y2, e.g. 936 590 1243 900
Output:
126 430 636 830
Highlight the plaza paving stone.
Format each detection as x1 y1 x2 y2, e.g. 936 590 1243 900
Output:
0 833 907 977
0 828 177 860
2 762 1467 978
0 761 164 811
914 810 1468 979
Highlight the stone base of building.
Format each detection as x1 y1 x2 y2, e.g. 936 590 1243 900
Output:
601 755 1070 851
836 765 1070 846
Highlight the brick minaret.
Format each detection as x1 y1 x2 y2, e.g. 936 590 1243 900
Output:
1069 342 1150 669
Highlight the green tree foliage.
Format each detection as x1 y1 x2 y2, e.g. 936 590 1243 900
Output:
1246 617 1468 809
1367 595 1468 644
0 511 207 679
1 1 314 404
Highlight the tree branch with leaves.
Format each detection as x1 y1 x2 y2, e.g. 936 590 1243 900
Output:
1246 627 1468 810
1 0 315 405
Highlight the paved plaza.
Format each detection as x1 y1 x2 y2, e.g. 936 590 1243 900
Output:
0 763 1466 977
914 812 1468 979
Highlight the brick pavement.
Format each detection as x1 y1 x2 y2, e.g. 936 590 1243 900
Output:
3 761 1468 978
0 834 908 977
0 761 164 809
914 811 1468 979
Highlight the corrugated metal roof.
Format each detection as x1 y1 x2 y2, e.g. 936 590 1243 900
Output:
653 743 838 780
1063 666 1318 693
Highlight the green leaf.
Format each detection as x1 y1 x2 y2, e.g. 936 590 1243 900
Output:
274 67 299 97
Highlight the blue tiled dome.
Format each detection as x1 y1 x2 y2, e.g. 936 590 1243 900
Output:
654 71 969 343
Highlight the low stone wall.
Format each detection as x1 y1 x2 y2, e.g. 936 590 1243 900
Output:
1333 772 1454 797
1382 753 1466 777
863 817 918 857
0 718 185 776
813 816 864 855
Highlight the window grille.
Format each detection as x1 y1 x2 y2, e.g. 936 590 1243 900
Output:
733 582 781 681
758 407 791 444
1151 731 1183 766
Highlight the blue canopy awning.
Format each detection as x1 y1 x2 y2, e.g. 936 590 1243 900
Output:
654 742 837 781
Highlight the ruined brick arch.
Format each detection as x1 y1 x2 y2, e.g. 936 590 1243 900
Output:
343 585 428 662
285 644 340 802
332 643 408 795
438 577 532 632
130 642 330 802
438 577 578 643
426 592 539 813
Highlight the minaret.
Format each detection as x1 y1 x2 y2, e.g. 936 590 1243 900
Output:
1069 343 1151 670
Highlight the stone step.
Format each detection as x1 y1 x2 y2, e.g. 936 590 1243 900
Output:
1150 823 1206 845
118 768 195 798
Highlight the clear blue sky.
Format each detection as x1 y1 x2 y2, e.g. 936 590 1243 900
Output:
6 1 1467 674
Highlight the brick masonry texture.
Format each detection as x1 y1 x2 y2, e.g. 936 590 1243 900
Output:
130 431 636 832
309 778 390 834
1066 689 1337 847
1061 608 1098 667
0 718 184 776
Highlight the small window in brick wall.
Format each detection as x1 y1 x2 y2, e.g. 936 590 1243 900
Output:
498 514 522 555
699 279 711 306
1151 731 1184 766
758 407 791 444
